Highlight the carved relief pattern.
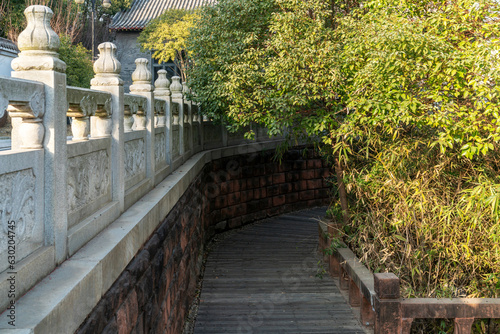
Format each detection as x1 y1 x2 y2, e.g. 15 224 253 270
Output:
125 139 145 180
104 98 112 115
155 132 166 167
29 91 45 118
0 169 36 242
184 125 191 151
155 100 165 115
172 128 180 158
130 100 139 114
80 95 97 117
67 150 110 214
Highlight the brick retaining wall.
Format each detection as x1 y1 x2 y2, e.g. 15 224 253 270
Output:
75 147 331 334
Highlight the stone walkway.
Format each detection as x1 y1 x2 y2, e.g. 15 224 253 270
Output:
193 207 368 334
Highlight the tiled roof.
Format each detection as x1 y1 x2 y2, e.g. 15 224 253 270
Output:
110 0 215 31
0 37 19 53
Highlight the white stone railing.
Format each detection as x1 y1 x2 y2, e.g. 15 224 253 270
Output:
0 4 274 315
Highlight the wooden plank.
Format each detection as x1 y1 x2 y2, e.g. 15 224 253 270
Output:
192 208 369 334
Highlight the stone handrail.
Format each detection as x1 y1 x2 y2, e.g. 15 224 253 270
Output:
318 221 500 334
67 87 112 140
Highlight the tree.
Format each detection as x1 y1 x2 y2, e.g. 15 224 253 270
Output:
58 34 93 88
187 0 278 121
187 0 500 301
1 0 83 42
138 9 199 82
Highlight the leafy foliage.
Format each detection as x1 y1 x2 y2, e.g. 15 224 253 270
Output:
139 9 198 82
187 0 278 124
58 34 93 88
188 0 500 305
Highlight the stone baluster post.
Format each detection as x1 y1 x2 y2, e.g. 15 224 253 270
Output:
11 5 68 264
134 100 147 130
374 273 402 334
182 82 193 154
90 42 125 211
130 58 155 180
170 76 184 157
124 102 136 132
154 69 171 165
67 95 95 141
93 97 113 138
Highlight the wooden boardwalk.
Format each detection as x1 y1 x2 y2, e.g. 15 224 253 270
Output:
193 208 368 334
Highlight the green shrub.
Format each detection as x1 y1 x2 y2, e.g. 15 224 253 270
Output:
58 34 93 88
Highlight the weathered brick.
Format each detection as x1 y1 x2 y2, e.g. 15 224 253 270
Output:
228 180 241 193
107 271 135 312
116 290 138 334
227 192 240 206
273 195 286 207
279 183 292 194
228 217 242 229
265 162 277 174
300 170 316 180
293 160 306 170
214 195 227 209
285 192 299 203
272 173 285 184
307 179 323 190
135 268 153 307
131 313 144 334
267 207 281 217
75 299 110 334
220 181 229 195
300 190 315 201
267 185 280 196
221 205 237 220
315 188 330 199
102 318 118 334
307 159 323 169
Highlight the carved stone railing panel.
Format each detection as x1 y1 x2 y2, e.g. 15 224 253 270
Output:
66 139 112 229
0 150 44 274
172 125 180 159
124 131 146 190
193 123 200 148
154 128 166 170
184 123 191 153
203 121 223 149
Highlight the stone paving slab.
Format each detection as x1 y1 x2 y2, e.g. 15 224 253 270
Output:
193 207 369 334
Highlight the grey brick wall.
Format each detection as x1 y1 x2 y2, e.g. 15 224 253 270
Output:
114 31 152 93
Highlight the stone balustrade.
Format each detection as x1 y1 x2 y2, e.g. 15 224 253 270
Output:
0 4 266 317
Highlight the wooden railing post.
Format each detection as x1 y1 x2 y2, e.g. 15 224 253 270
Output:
374 273 401 334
